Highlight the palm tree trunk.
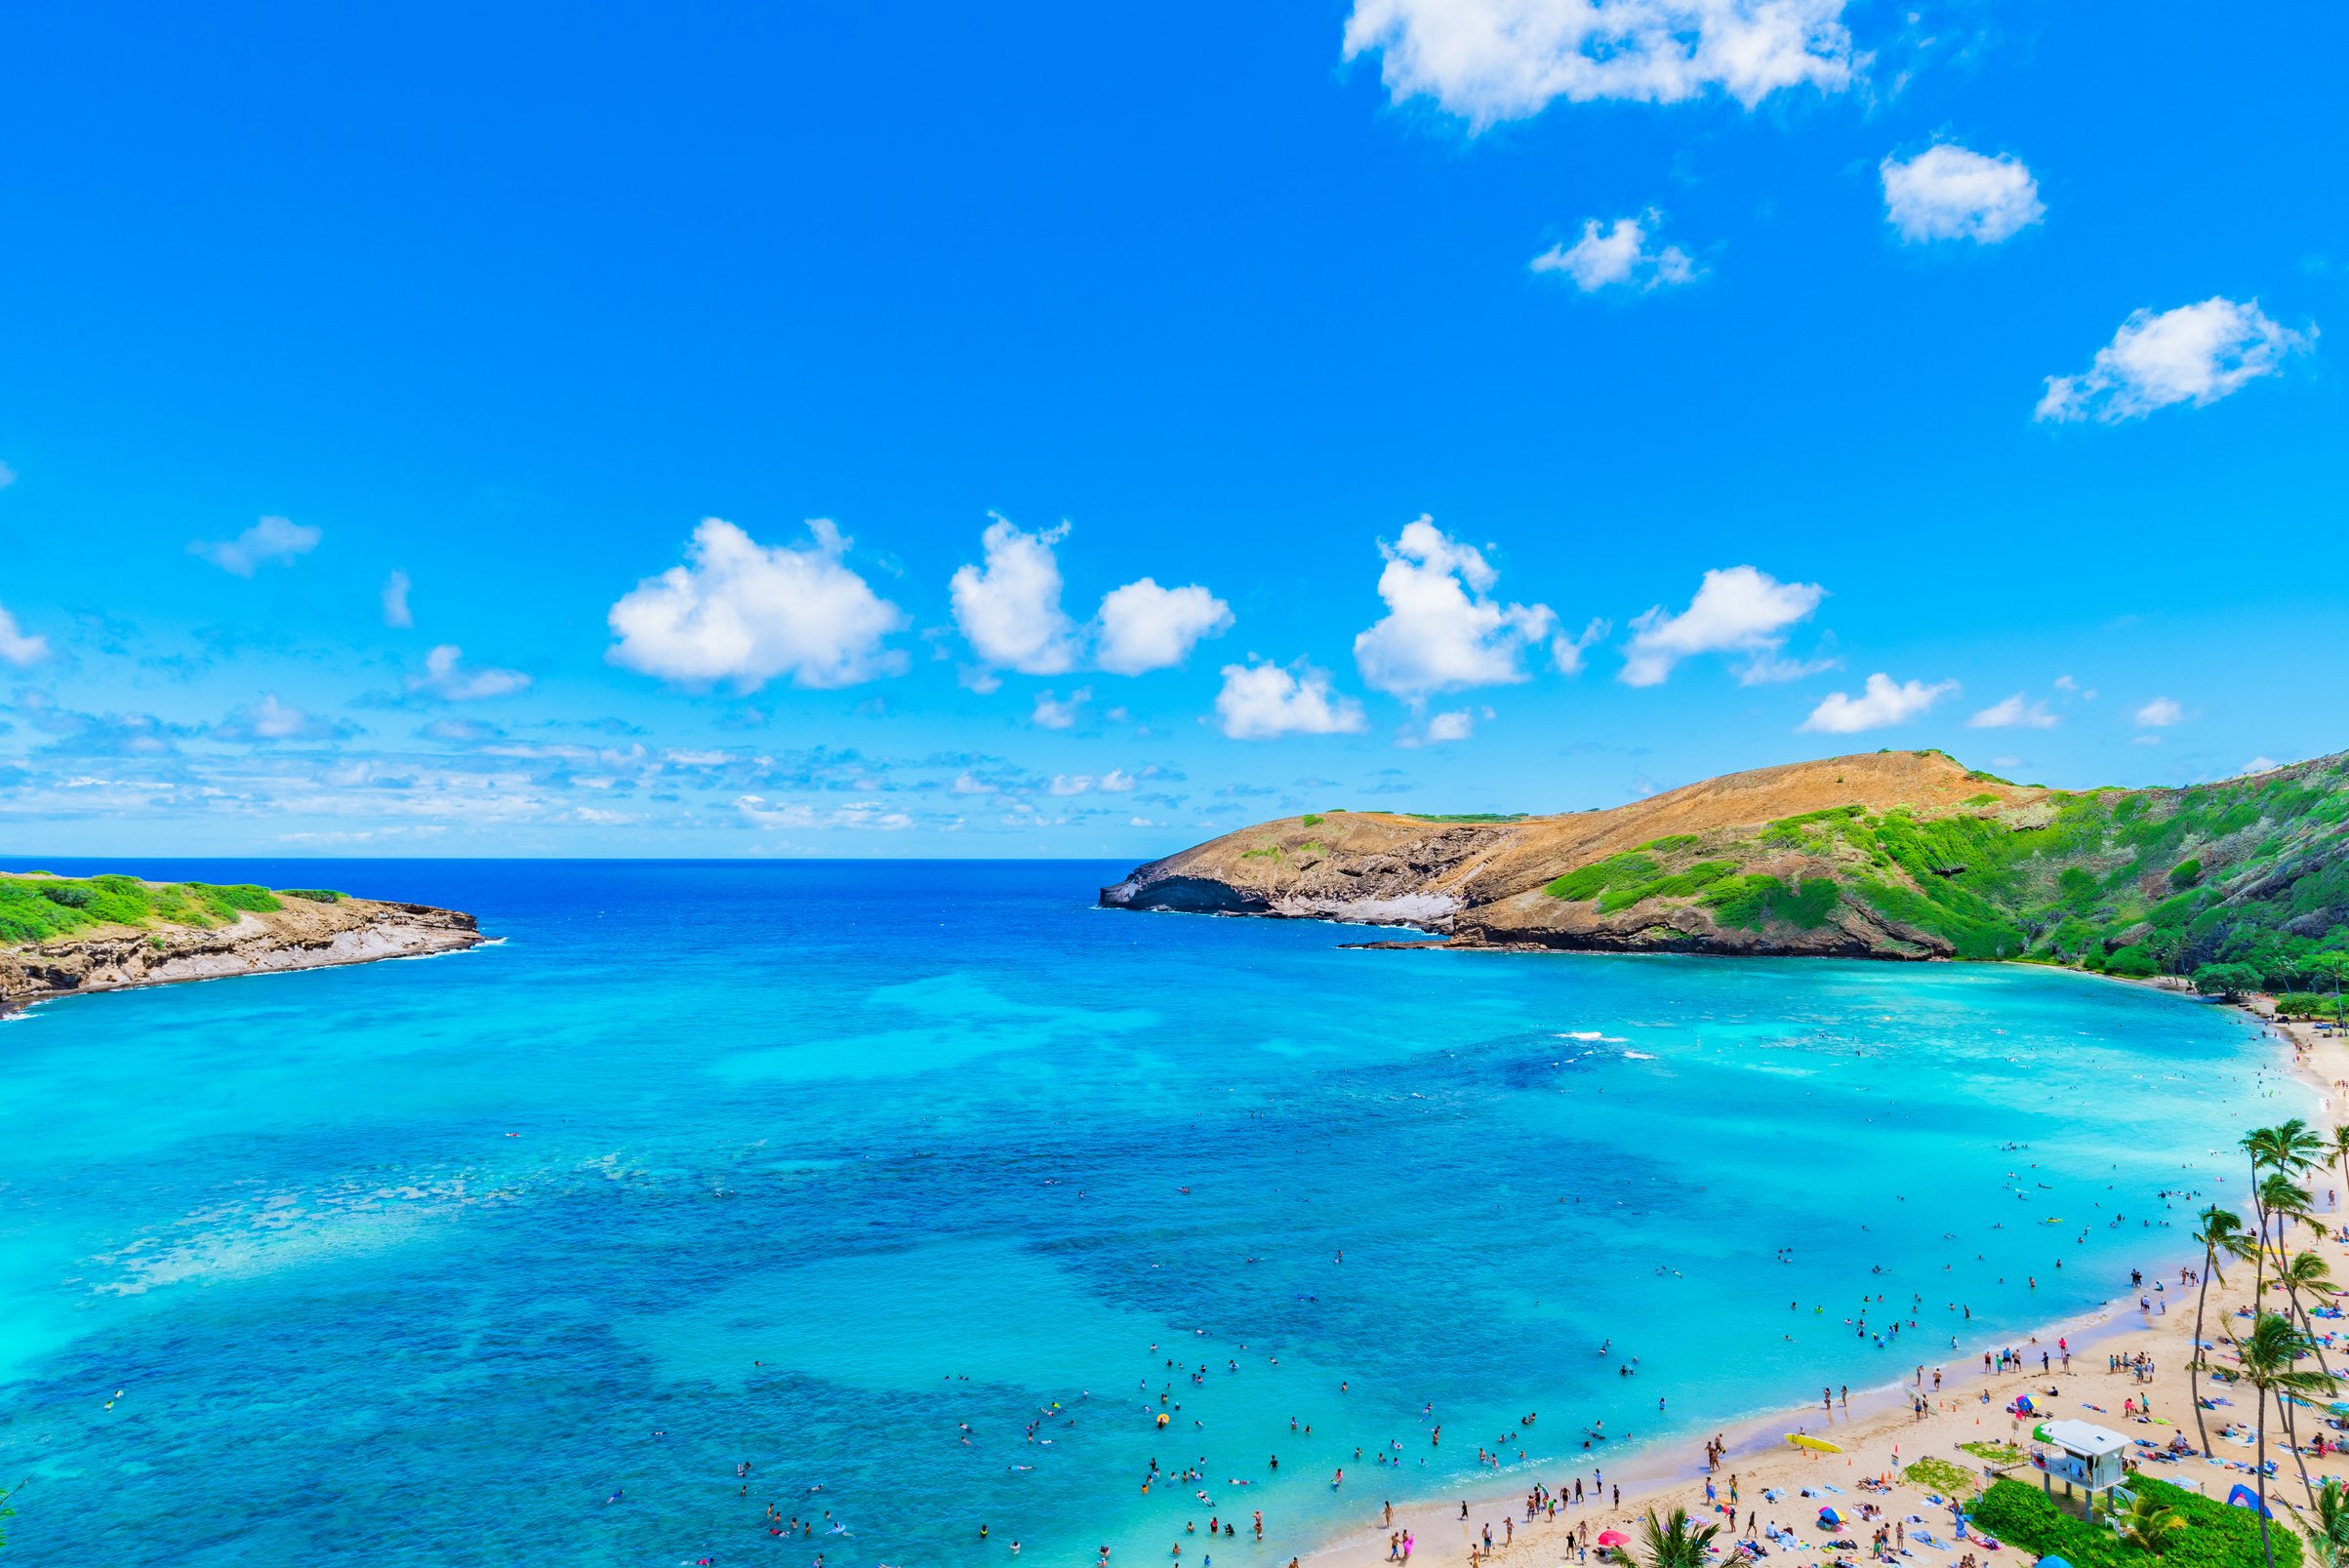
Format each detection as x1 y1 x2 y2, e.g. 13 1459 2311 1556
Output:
2258 1384 2278 1568
2278 1385 2321 1508
2194 1251 2217 1455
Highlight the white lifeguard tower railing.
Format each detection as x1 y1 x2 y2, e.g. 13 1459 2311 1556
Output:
2034 1419 2130 1522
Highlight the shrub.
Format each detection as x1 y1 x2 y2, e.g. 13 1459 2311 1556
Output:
280 888 345 904
1968 1476 2293 1568
205 883 282 913
2105 945 2162 979
1705 875 1841 931
2193 962 2262 999
2170 858 2204 889
1902 1456 1975 1495
38 882 93 907
2274 992 2344 1021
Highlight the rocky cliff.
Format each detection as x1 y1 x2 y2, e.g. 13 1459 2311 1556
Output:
1102 748 2349 976
1 882 483 1010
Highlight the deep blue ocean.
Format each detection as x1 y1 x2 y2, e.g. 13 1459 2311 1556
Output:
0 860 2298 1566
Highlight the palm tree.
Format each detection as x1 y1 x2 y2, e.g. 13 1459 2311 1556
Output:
2190 1206 2248 1454
1626 1507 1720 1568
2244 1123 2324 1297
2308 1477 2349 1568
2231 1311 2337 1568
2114 1491 2187 1558
2263 1174 2319 1254
2329 1123 2349 1212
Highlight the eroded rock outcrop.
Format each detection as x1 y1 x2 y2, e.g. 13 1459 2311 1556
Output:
2 895 483 1010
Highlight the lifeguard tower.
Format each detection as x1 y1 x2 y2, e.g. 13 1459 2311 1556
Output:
2035 1419 2130 1522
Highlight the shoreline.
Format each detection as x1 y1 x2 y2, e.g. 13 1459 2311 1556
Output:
1297 985 2338 1568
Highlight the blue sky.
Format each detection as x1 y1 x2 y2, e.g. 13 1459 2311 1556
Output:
1 1 2342 857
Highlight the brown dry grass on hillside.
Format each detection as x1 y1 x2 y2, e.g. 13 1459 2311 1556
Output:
1158 750 2043 903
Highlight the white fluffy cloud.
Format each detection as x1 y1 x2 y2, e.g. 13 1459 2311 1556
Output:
1355 518 1557 698
1420 709 1476 744
2135 696 2187 728
954 519 1233 677
1621 565 1826 686
1965 693 2057 730
1096 578 1234 674
951 515 1080 674
1880 145 2045 244
1802 672 1956 733
408 645 533 703
609 518 909 689
1215 660 1368 740
1032 688 1089 730
0 603 48 665
383 570 414 628
1342 0 1854 128
2037 299 2315 423
191 514 320 576
1530 211 1697 293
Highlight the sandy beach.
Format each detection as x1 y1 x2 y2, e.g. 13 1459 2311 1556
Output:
1304 989 2349 1568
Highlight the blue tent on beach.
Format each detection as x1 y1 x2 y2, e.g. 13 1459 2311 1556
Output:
2227 1485 2273 1517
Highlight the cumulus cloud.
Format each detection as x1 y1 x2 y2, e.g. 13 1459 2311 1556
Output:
1341 0 1854 128
1398 708 1478 746
1032 688 1089 730
1620 565 1826 686
191 514 320 576
954 519 1233 677
0 603 48 666
2037 299 2315 423
1354 517 1558 698
214 693 359 744
1530 211 1698 292
2135 696 2187 728
1096 579 1234 674
383 570 414 628
1965 693 2057 729
0 461 16 488
409 645 532 702
1215 660 1368 740
609 518 908 690
1880 145 2045 244
1801 672 1956 733
951 515 1079 675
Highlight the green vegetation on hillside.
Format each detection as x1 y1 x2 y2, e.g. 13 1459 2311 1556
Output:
1530 755 2349 980
0 874 292 945
1407 812 1528 824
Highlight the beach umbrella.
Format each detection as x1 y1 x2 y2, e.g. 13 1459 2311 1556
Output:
1599 1530 1630 1547
2038 1557 2074 1568
1819 1508 1845 1526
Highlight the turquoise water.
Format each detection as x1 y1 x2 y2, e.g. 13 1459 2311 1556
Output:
0 860 2298 1566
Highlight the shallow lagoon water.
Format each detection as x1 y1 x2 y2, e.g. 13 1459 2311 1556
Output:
0 859 2294 1565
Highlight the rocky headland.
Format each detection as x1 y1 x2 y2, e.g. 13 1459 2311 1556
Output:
1102 748 2349 977
1 873 483 1011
